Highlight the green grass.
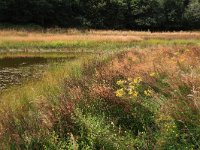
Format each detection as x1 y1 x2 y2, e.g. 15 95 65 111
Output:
0 55 88 147
0 51 91 59
0 52 112 148
1 39 200 52
1 30 200 149
0 40 138 52
144 39 200 46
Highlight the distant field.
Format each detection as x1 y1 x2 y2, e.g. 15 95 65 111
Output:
0 29 199 52
0 29 200 149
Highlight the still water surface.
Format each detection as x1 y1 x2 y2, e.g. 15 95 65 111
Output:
0 56 72 91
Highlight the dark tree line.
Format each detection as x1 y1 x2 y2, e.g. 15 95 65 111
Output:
0 0 200 30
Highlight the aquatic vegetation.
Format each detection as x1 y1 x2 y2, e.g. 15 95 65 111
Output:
0 52 81 91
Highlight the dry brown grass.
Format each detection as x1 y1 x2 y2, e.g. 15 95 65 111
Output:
89 30 200 39
0 30 142 42
1 29 200 43
85 45 200 121
1 29 200 148
95 46 199 79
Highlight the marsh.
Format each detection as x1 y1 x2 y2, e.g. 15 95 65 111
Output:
0 54 76 91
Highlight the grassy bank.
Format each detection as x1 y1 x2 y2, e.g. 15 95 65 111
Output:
0 53 105 148
0 29 200 52
0 52 90 59
0 29 200 149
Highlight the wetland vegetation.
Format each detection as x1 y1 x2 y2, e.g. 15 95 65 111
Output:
0 29 200 149
0 53 78 91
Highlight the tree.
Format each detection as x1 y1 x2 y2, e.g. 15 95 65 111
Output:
163 0 185 30
0 0 199 30
184 0 200 29
130 0 164 30
100 0 127 29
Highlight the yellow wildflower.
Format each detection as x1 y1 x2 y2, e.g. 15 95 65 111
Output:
144 89 153 97
128 88 134 95
129 85 135 90
132 91 138 97
128 89 133 95
116 80 125 86
128 78 132 82
150 72 156 77
133 77 142 84
115 89 125 97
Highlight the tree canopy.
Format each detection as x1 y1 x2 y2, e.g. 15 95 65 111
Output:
0 0 199 30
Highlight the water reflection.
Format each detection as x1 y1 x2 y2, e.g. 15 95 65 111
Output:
0 57 49 68
0 56 72 91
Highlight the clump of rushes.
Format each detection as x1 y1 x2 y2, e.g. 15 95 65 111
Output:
115 77 154 100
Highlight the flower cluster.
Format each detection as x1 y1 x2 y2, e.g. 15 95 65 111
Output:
115 77 154 99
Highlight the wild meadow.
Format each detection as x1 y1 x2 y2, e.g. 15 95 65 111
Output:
0 29 200 149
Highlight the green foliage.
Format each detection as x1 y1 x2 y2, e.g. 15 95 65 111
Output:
130 0 164 29
162 0 185 29
0 0 199 30
184 0 200 29
0 40 138 51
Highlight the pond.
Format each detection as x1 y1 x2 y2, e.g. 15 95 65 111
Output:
0 55 76 91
